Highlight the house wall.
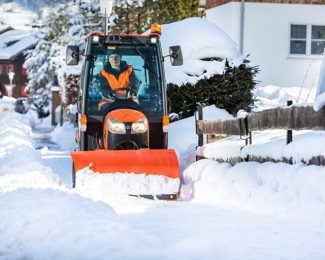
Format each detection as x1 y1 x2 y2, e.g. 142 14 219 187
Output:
206 2 325 90
0 56 26 98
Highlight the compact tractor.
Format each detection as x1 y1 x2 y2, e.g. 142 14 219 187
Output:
66 24 183 200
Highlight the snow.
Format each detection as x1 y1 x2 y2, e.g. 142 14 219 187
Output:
0 2 37 30
182 159 325 225
1 96 325 259
1 8 325 260
314 92 325 111
201 130 325 163
76 167 180 196
168 105 232 172
254 84 317 111
314 52 325 111
0 96 15 114
158 17 243 85
51 122 76 150
0 28 38 60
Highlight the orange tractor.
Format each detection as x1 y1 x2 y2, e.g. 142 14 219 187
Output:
66 24 183 199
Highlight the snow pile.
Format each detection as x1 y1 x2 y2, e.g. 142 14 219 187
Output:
76 167 180 196
159 17 243 85
182 159 325 225
202 130 325 163
0 113 59 192
0 96 15 115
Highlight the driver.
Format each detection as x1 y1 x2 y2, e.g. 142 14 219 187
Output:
99 50 139 107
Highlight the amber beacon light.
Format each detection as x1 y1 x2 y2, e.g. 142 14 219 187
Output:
151 23 162 35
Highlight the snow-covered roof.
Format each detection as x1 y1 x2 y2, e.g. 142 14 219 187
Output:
0 29 38 60
0 25 13 34
206 0 325 9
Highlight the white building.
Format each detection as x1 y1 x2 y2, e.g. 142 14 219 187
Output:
205 0 325 89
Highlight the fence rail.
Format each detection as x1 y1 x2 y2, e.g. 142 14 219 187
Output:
195 105 325 166
197 106 325 136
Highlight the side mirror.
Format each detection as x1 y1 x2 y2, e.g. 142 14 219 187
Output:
66 45 79 66
169 45 183 66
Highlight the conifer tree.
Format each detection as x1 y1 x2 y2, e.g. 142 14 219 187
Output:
108 0 144 34
109 0 203 33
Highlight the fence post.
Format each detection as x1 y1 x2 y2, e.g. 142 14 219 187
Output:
287 100 293 144
196 105 204 147
51 87 60 126
245 107 252 145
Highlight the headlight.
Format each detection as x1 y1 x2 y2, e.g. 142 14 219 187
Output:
108 118 125 134
131 118 148 134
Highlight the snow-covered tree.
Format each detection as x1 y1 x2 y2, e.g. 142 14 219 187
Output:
24 0 102 113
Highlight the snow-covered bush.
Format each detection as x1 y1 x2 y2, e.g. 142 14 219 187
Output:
159 18 259 117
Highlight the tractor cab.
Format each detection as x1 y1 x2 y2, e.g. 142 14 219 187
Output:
66 25 182 152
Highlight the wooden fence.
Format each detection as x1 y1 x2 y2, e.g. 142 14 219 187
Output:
196 105 325 166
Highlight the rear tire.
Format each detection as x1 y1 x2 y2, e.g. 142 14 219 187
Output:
72 163 76 188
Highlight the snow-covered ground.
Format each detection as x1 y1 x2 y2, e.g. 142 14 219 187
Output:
1 103 325 259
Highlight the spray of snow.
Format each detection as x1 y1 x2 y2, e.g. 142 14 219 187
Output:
51 122 76 150
76 167 180 197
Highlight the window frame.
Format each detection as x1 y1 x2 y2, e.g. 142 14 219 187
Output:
289 23 325 58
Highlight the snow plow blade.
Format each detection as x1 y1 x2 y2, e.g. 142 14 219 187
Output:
70 149 180 200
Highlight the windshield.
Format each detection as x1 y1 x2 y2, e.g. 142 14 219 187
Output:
86 43 163 115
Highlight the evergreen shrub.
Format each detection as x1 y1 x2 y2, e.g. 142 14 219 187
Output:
167 59 259 118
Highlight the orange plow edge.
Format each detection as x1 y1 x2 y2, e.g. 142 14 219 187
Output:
71 149 180 179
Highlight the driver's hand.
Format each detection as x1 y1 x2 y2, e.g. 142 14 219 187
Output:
132 95 139 104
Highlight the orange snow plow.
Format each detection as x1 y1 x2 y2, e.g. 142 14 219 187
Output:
71 149 180 179
67 25 183 200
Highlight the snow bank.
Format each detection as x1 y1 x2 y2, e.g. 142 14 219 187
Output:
0 113 59 192
0 188 165 260
182 159 325 226
0 96 15 115
159 17 243 85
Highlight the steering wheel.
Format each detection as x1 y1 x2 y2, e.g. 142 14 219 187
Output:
108 88 137 100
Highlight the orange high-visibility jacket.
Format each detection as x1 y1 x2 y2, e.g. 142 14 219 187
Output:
100 65 133 94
